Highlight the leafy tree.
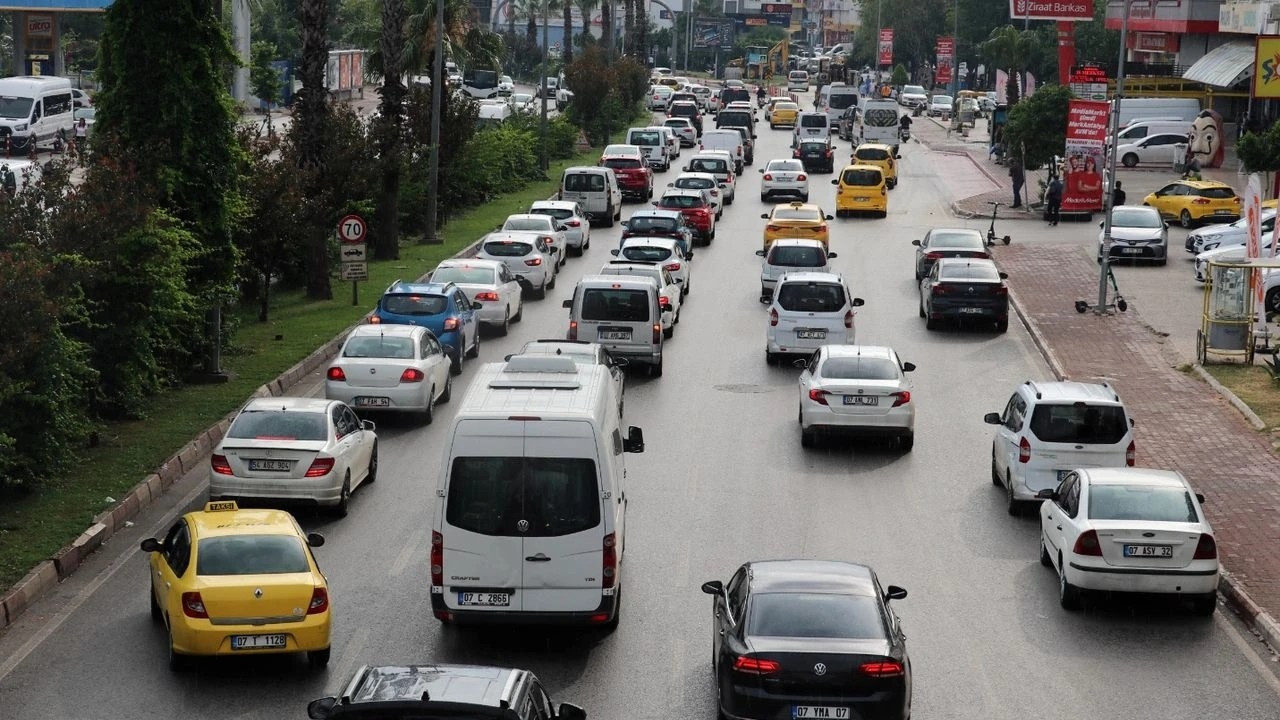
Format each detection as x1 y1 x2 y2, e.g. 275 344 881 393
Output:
565 46 620 144
575 0 599 52
295 0 334 300
1003 83 1071 171
981 25 1036 105
234 131 308 320
404 85 479 229
849 0 948 72
398 0 504 76
374 0 409 260
250 40 282 110
1237 123 1280 199
891 63 908 87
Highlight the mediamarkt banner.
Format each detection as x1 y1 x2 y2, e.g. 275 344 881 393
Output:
1062 100 1108 214
878 29 894 66
1009 0 1094 21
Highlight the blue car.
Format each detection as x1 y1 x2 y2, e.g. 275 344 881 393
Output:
371 280 481 374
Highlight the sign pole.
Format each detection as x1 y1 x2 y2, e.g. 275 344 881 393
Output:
338 214 369 306
1097 0 1131 315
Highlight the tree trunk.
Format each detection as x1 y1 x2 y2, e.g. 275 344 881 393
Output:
563 1 573 64
601 0 613 57
580 3 590 48
528 14 537 46
622 0 634 56
634 0 647 62
297 0 333 300
375 0 408 260
259 271 271 322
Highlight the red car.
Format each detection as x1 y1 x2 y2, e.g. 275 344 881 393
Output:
601 154 653 201
654 189 715 245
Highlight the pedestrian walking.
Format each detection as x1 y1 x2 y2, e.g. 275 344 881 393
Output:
1009 156 1025 208
1046 175 1064 226
1112 180 1126 207
2 164 15 198
74 117 87 161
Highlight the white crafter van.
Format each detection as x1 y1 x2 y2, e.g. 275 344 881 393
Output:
559 166 622 226
0 76 75 152
430 355 645 626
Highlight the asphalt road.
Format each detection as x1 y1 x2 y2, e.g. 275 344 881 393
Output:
3 100 1280 720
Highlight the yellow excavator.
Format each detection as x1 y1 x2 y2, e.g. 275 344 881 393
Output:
764 39 789 81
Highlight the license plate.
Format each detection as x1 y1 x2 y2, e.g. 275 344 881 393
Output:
1124 544 1173 558
1056 469 1072 481
458 591 510 606
854 197 869 201
792 707 849 719
1214 209 1232 214
248 459 291 471
354 396 391 407
843 395 878 405
1121 247 1143 254
959 307 985 314
796 329 827 339
600 330 631 340
231 634 287 650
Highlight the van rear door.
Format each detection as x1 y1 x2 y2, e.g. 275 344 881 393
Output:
577 284 656 357
520 420 607 613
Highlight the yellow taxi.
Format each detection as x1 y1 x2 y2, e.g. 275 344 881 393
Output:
140 500 331 670
832 164 888 218
1143 179 1241 228
851 142 900 189
769 101 801 129
761 201 834 249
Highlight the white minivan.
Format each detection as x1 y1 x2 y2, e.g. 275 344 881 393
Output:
699 129 746 174
564 274 666 377
430 355 645 627
626 127 671 171
559 166 623 226
0 76 75 152
787 70 810 92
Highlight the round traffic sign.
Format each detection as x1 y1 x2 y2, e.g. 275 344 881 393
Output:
338 214 367 243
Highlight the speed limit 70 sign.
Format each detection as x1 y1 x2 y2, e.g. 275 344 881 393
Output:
338 214 367 243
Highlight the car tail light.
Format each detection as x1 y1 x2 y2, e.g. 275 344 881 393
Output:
825 149 832 157
181 592 208 619
210 454 233 476
766 224 782 232
711 190 719 196
652 323 662 343
664 262 682 272
326 366 346 381
566 220 581 227
1191 197 1210 205
400 368 425 382
769 308 779 326
659 296 672 310
891 391 911 407
1126 440 1136 466
369 315 382 324
764 173 774 180
1072 530 1103 556
859 661 905 678
733 656 781 675
431 531 444 587
443 317 460 331
305 457 335 477
925 251 944 259
602 532 618 589
808 389 829 405
1018 437 1031 463
525 257 543 266
307 587 330 615
793 150 801 157
473 291 499 302
844 309 854 328
1194 533 1218 560
798 174 807 181
996 284 1009 296
568 320 578 340
931 283 951 296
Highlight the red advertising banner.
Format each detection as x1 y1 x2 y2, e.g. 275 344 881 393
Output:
1062 100 1108 213
936 36 954 85
1009 0 1094 21
878 29 894 66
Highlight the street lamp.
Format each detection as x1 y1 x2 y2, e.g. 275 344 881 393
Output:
1093 0 1133 315
425 0 446 242
540 0 550 172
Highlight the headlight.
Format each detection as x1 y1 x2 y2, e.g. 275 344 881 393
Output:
14 123 26 131
1204 242 1219 251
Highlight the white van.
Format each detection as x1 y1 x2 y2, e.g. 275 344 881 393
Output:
699 129 745 173
430 355 645 627
793 111 831 146
787 70 810 92
1112 98 1200 127
1114 119 1191 144
559 166 622 226
859 99 900 145
626 127 671 171
563 274 666 377
0 76 75 152
824 85 860 126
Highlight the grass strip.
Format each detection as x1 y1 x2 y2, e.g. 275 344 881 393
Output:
1202 364 1280 435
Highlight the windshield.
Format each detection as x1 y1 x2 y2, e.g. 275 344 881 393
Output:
841 168 881 186
676 178 714 189
1196 187 1236 199
432 266 497 284
381 293 448 316
228 410 328 441
1029 403 1128 444
621 245 673 262
939 263 1001 281
482 241 533 257
564 173 605 191
581 288 651 321
828 92 858 110
769 245 826 267
464 69 498 88
1111 208 1163 228
855 147 890 161
660 195 703 209
530 207 574 220
628 216 677 232
928 231 984 249
197 536 310 576
630 131 661 146
767 160 804 172
691 159 728 174
343 335 417 359
821 356 899 380
903 85 925 95
1087 485 1198 522
801 115 828 128
799 142 828 153
864 108 897 127
777 282 846 312
446 457 600 537
932 95 953 105
0 95 34 120
748 593 884 639
773 207 820 221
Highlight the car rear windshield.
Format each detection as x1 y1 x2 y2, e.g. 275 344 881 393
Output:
1196 187 1236 199
800 142 828 152
1087 485 1198 523
621 246 674 263
1029 403 1128 444
671 104 697 115
445 457 600 537
628 217 678 232
601 267 660 285
777 282 846 312
482 241 533 257
665 119 691 128
719 111 751 126
841 168 881 186
721 89 750 103
929 231 985 250
1111 208 1163 228
789 72 808 79
603 157 642 170
197 536 310 576
801 115 828 128
827 92 858 110
381 293 448 316
660 195 704 209
504 218 552 232
769 245 826 267
677 178 714 189
581 288 651 321
939 263 1001 281
769 160 804 172
748 593 885 639
344 335 416 359
228 410 328 441
776 103 799 112
933 96 953 105
690 159 729 174
432 266 498 284
821 356 899 380
855 147 890 161
564 173 605 191
630 131 662 146
773 207 819 221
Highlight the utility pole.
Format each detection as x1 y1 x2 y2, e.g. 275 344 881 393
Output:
950 0 958 98
425 0 445 242
540 0 550 172
1096 0 1132 314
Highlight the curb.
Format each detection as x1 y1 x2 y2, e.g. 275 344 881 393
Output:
1002 270 1280 656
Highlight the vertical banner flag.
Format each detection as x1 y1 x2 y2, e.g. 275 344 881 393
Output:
995 69 1008 104
878 29 894 66
936 37 954 86
1062 100 1108 214
1024 71 1036 97
1057 22 1076 85
1244 174 1265 331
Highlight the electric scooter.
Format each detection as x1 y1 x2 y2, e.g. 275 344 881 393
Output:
986 201 1012 246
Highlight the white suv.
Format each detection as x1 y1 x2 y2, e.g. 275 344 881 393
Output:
765 272 864 364
984 381 1135 515
756 239 835 300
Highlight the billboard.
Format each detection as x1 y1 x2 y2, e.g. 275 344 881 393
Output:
1253 36 1280 99
693 18 735 49
1061 100 1108 214
1009 0 1094 21
936 36 954 86
878 29 893 66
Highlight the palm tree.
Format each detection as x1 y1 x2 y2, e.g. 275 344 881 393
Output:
561 0 573 64
633 0 647 61
575 0 598 48
600 0 613 56
980 25 1034 106
398 0 503 77
374 0 408 261
622 0 634 56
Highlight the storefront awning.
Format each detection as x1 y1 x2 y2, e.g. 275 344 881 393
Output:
1182 40 1255 88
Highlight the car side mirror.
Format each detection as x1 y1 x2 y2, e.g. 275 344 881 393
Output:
758 168 764 173
139 537 163 553
307 698 338 720
610 249 619 256
1036 488 1057 500
686 252 695 259
983 412 1002 425
1129 417 1136 427
683 165 691 172
624 426 645 453
562 299 573 308
1098 220 1105 228
558 223 570 231
830 179 838 185
827 252 838 258
701 580 725 595
504 353 514 361
901 362 916 372
760 213 769 219
1196 492 1206 504
557 703 587 720
791 358 808 368
472 301 483 310
755 249 766 256
999 271 1009 280
851 297 865 307
825 214 834 220
306 532 326 547
362 419 376 432
759 295 772 304
884 585 908 601
895 154 902 159
613 356 630 367
911 239 921 246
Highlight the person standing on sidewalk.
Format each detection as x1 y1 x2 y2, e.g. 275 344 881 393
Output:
1046 175 1064 226
2 164 15 198
1009 156 1025 208
1112 180 1126 207
73 118 88 162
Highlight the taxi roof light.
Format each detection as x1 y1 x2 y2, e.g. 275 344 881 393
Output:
205 500 239 512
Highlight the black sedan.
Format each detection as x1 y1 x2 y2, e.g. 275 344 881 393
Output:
911 227 989 280
795 140 836 174
701 560 912 720
919 258 1010 332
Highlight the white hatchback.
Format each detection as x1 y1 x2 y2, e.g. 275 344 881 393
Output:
501 213 568 267
325 324 453 420
1038 467 1219 615
756 239 835 300
664 117 698 147
613 237 693 295
429 259 524 332
528 200 592 254
759 158 809 202
475 233 557 299
598 261 682 336
796 344 916 450
764 272 864 363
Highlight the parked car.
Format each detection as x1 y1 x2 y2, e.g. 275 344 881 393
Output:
1116 133 1187 167
1143 179 1241 228
1097 205 1169 265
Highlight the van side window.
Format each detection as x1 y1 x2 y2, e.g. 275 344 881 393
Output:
44 93 72 117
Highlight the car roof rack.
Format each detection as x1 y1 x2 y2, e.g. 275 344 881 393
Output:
1024 380 1042 400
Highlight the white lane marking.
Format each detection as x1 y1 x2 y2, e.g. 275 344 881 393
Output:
1219 611 1280 697
390 526 427 578
331 623 371 687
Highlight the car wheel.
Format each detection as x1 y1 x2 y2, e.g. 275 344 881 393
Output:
1191 592 1217 617
422 386 435 425
801 194 809 202
335 474 351 517
308 647 331 669
663 325 674 339
760 194 769 203
1180 209 1194 229
512 299 524 322
365 443 378 483
1121 153 1138 168
800 426 816 448
604 204 615 227
649 356 663 378
438 373 453 404
898 432 914 452
1040 537 1053 567
1058 556 1082 611
925 315 938 330
765 351 777 365
466 329 480 358
918 297 926 318
547 270 557 290
995 318 1009 333
498 308 510 336
1005 472 1019 516
167 625 190 672
149 584 162 622
450 351 463 375
1267 286 1280 315
991 448 1002 486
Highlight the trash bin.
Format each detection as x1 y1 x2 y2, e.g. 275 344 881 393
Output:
1173 143 1188 173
